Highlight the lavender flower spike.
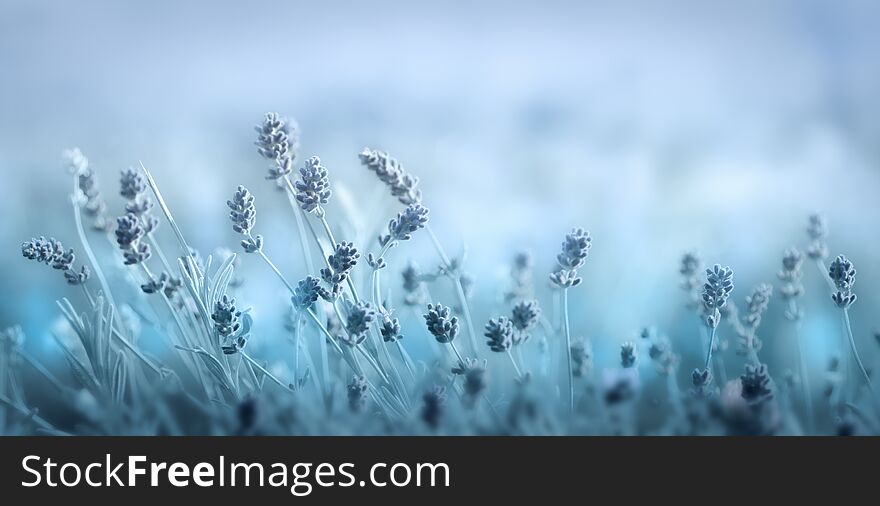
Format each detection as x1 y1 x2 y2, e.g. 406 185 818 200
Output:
701 264 734 329
379 204 429 248
828 254 857 309
294 156 331 214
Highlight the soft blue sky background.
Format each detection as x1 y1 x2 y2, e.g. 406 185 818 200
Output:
2 0 879 379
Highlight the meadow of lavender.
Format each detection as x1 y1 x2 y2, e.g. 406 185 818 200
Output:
3 0 880 436
0 112 877 436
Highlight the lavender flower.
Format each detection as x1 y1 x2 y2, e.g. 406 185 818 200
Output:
620 342 637 368
65 149 108 230
421 385 447 430
141 272 168 294
115 213 152 265
22 236 64 266
294 156 331 214
556 227 591 271
321 242 359 286
291 276 321 311
212 295 241 339
366 253 386 270
680 251 701 285
379 204 429 248
119 167 158 234
359 148 422 206
228 186 256 234
318 282 343 303
648 336 678 375
452 357 488 405
423 303 459 344
510 299 540 333
345 301 377 343
115 213 146 249
692 368 712 389
828 254 857 308
701 264 734 328
63 266 91 286
777 248 804 321
380 316 402 343
227 186 262 253
163 275 182 298
680 251 702 310
549 227 591 288
255 113 298 180
806 213 828 261
22 237 90 285
570 339 593 378
740 363 773 405
743 283 772 335
484 317 514 352
123 243 151 266
62 147 89 175
119 167 147 200
402 261 425 306
347 375 369 413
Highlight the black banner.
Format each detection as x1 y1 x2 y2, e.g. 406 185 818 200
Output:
0 437 875 500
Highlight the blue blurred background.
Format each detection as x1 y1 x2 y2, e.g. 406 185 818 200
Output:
2 0 879 390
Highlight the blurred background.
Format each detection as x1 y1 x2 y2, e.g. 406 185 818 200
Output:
2 0 879 397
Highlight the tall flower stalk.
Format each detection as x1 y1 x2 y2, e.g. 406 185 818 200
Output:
827 254 873 398
693 264 733 392
777 248 813 430
549 227 592 415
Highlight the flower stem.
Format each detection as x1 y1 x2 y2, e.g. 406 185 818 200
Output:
815 259 836 292
453 278 479 354
240 351 293 393
424 224 478 354
703 325 718 371
281 176 317 276
395 340 416 380
506 348 523 379
253 244 297 295
793 322 814 433
842 308 874 397
562 288 574 416
449 341 465 367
